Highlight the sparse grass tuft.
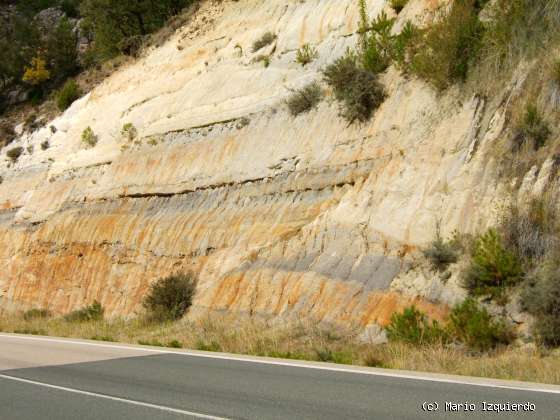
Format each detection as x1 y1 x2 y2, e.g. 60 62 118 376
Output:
295 44 318 66
121 123 138 142
286 82 323 116
81 127 98 148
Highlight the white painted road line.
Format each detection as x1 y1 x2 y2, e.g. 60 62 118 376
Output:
0 373 229 420
2 333 560 395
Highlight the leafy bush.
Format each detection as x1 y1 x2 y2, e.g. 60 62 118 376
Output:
463 229 523 302
521 262 560 347
143 272 197 321
390 0 409 14
252 32 276 53
23 309 52 321
64 301 104 322
323 51 385 123
6 147 24 162
286 82 323 116
512 104 550 150
81 127 98 147
360 12 395 74
121 123 138 141
57 80 81 111
449 298 514 351
423 231 459 271
41 141 50 150
408 0 484 90
295 44 318 66
386 306 449 345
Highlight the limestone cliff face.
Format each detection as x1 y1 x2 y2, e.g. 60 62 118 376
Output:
0 0 550 328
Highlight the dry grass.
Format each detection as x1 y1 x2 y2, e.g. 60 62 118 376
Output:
1 314 559 384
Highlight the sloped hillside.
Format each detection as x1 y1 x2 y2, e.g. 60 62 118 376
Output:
0 0 557 333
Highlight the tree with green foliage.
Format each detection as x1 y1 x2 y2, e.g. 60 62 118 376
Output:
47 17 79 80
463 229 523 302
81 0 194 59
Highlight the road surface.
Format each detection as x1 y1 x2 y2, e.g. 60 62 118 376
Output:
0 334 559 419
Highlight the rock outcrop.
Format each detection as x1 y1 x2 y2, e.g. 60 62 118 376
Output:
0 0 552 329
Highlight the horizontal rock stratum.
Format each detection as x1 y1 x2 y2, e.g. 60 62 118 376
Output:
0 0 549 328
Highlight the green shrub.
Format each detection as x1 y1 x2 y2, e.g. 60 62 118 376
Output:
56 80 81 111
81 127 98 148
390 0 409 14
386 306 449 345
143 272 197 321
500 197 559 268
286 82 323 116
449 298 514 351
6 146 23 162
513 104 550 150
91 335 116 342
23 309 51 321
252 31 276 53
295 43 318 66
323 51 385 123
409 0 484 90
41 141 49 150
121 123 138 142
521 262 560 347
360 12 395 74
423 231 459 271
64 301 104 322
463 229 523 302
167 339 183 348
314 349 353 364
138 339 164 347
195 340 222 352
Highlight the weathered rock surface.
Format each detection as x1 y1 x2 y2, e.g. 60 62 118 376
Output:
0 0 551 329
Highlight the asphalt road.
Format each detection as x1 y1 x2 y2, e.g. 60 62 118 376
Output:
0 334 559 419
